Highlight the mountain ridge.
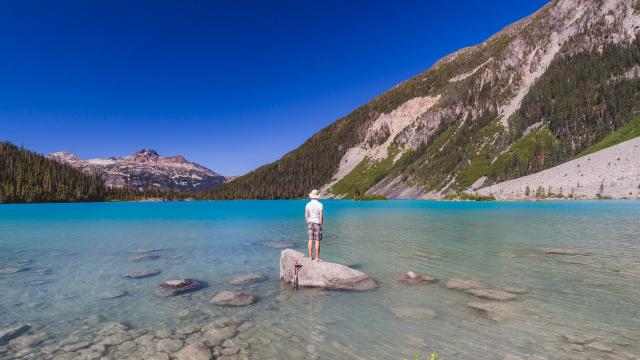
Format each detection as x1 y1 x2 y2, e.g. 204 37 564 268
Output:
208 0 640 200
49 149 228 192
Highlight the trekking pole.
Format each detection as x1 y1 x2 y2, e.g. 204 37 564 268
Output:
294 261 303 290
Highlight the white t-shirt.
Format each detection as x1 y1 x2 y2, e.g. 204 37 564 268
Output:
305 199 323 224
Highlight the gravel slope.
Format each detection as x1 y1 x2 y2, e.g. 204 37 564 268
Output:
476 136 640 200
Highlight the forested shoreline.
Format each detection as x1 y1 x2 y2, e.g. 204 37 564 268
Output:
0 142 193 204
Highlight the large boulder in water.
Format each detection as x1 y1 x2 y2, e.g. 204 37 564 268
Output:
279 249 376 290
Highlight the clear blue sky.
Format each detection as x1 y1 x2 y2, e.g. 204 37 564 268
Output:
0 0 548 175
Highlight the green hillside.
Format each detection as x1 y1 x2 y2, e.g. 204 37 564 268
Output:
577 114 640 157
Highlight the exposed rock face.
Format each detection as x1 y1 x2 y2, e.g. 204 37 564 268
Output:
209 291 255 306
48 149 227 192
229 274 267 285
279 249 376 290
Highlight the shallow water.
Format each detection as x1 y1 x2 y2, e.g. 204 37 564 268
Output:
0 200 639 359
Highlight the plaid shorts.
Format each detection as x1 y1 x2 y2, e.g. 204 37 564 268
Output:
307 222 322 242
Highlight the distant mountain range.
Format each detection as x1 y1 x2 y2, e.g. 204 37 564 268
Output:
209 0 640 200
49 149 229 192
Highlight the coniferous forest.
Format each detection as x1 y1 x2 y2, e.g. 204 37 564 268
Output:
0 142 107 203
0 142 191 203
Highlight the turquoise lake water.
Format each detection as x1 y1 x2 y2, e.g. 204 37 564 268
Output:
1 200 639 359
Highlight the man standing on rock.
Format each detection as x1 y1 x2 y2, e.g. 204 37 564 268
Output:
305 189 323 262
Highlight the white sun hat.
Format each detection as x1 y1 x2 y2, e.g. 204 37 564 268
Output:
308 189 319 199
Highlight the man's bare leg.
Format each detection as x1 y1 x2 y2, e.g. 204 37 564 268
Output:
308 240 314 260
314 240 322 262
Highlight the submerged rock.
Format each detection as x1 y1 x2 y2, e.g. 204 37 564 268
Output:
156 279 201 297
264 241 294 249
125 268 162 279
29 280 49 286
390 307 436 320
97 322 128 336
129 248 164 254
8 332 48 351
229 274 266 285
204 327 237 346
398 271 437 284
210 316 245 329
585 342 614 353
465 288 517 301
63 341 91 353
175 342 212 360
33 268 51 275
101 290 128 299
467 302 513 321
0 266 30 274
619 269 640 279
562 333 594 345
537 247 585 255
0 324 31 345
156 338 184 353
210 291 255 306
131 254 160 262
280 249 376 290
502 286 528 294
446 278 485 291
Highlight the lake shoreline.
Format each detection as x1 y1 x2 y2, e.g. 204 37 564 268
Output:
3 196 640 205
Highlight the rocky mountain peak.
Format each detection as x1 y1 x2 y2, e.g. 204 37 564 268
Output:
131 149 160 163
48 149 227 192
164 155 189 164
48 152 80 162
